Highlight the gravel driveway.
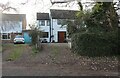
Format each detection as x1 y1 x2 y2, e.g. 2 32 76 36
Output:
2 43 119 76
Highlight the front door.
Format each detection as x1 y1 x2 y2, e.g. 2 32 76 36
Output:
58 31 66 43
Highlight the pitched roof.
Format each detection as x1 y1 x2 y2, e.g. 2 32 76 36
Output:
37 13 50 20
1 14 26 21
50 9 78 19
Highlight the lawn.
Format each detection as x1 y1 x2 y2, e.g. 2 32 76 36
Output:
0 45 2 52
7 45 24 61
2 44 27 61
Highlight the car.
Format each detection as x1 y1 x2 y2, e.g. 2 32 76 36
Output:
41 39 48 43
14 35 25 44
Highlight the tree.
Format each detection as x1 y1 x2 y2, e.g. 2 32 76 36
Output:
50 0 95 37
86 2 119 33
0 2 17 13
29 22 42 50
71 1 119 56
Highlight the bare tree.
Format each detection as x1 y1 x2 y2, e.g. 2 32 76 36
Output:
50 0 77 8
0 2 17 13
20 0 44 5
0 2 20 33
49 0 95 11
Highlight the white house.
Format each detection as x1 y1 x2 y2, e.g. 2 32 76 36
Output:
0 14 26 43
37 9 78 43
37 13 51 42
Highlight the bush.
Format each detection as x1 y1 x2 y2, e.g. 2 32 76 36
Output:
29 30 43 52
71 31 119 57
29 30 38 45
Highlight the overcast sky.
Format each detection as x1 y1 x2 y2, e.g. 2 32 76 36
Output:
0 0 80 29
0 0 119 29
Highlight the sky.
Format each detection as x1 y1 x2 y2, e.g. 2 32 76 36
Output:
0 0 52 29
0 0 119 29
0 0 80 29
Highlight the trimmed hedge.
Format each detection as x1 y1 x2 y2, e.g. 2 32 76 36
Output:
71 31 119 57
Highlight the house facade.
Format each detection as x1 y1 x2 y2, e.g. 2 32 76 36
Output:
37 13 51 42
37 9 78 43
0 14 26 43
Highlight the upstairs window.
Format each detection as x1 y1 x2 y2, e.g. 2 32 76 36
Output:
46 20 50 26
39 20 45 26
2 33 11 40
57 19 63 25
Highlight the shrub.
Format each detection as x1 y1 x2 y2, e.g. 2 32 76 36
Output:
71 31 119 57
29 30 38 45
29 29 42 51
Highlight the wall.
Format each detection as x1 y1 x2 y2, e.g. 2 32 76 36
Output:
37 19 67 43
37 20 50 42
1 33 22 44
0 21 23 43
51 19 67 42
22 16 27 30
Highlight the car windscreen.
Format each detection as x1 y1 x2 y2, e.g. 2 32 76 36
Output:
15 35 23 38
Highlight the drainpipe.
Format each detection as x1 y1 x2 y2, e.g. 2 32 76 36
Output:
50 19 51 42
49 10 54 43
50 19 54 42
52 19 53 42
49 12 52 43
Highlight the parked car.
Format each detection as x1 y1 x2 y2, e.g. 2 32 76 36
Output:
41 39 48 43
14 35 25 44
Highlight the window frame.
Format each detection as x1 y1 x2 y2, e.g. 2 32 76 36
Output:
57 19 62 25
46 20 50 26
41 32 49 38
39 20 45 26
1 33 11 40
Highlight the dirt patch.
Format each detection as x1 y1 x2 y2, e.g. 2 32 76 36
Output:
2 43 119 76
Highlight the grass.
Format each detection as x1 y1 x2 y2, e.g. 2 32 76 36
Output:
51 46 59 57
2 44 14 53
8 49 21 61
0 45 2 52
31 45 39 56
6 44 24 61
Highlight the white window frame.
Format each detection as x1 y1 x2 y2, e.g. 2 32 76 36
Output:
46 20 50 26
39 20 45 26
41 32 49 38
1 33 11 40
57 19 62 25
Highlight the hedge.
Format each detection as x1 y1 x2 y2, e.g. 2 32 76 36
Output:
71 31 119 57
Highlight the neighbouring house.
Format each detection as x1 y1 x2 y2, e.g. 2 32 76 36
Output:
37 13 50 42
50 9 78 43
0 13 26 43
37 9 78 43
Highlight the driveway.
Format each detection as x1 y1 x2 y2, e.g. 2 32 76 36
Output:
2 43 119 76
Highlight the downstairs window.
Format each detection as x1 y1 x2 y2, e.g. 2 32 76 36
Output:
1 33 11 40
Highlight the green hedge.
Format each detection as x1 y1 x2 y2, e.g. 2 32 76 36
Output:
71 31 119 57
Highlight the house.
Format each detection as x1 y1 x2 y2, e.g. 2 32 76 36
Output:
37 13 51 42
50 9 78 43
37 9 78 43
0 13 26 43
